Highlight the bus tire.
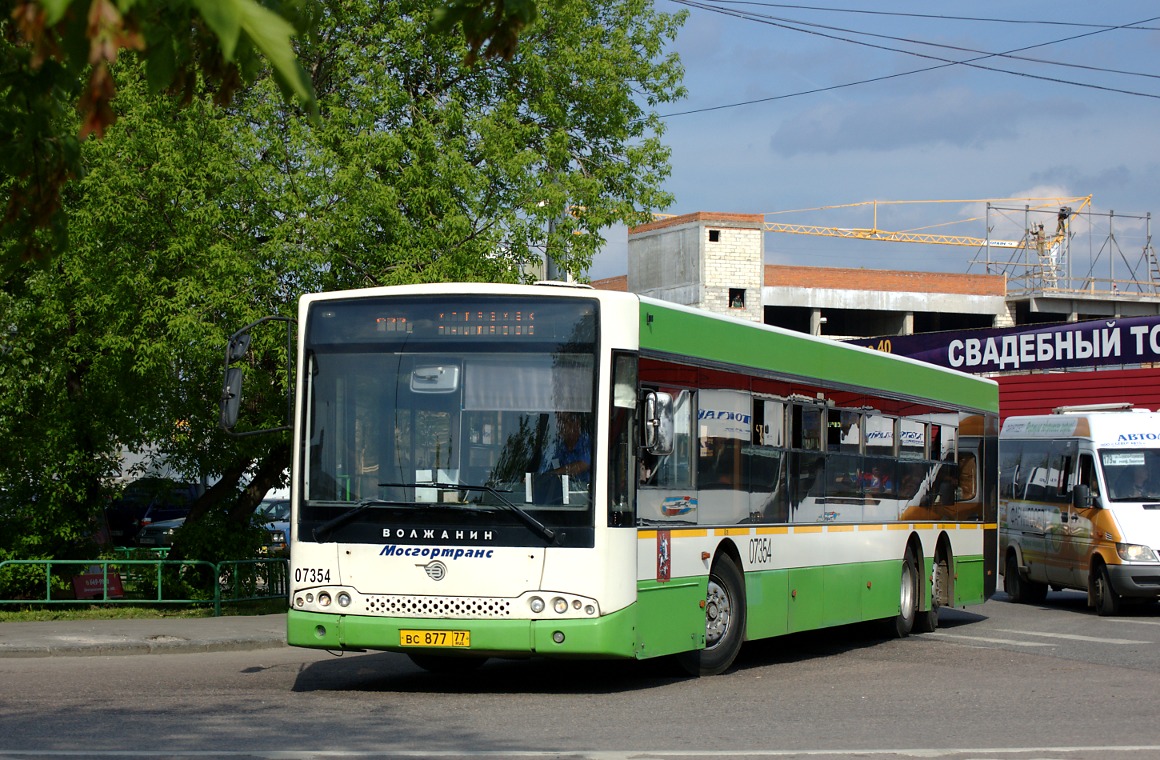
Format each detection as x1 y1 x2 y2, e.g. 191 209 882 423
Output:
677 554 746 676
915 554 948 633
407 653 488 673
1093 562 1122 617
884 550 918 638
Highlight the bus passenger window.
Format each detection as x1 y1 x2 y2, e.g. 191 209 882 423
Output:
957 452 977 501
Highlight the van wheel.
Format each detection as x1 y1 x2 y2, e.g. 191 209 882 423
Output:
915 554 948 633
676 555 746 676
883 550 917 638
1093 563 1122 617
1004 553 1024 602
1005 553 1047 604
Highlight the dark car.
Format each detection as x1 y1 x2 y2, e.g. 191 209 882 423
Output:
135 517 186 548
257 499 291 554
104 478 199 547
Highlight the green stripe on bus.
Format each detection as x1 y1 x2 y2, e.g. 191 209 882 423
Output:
636 553 986 648
638 301 998 414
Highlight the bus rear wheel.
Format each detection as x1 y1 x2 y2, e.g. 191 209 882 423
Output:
914 554 948 633
883 550 918 638
677 554 746 676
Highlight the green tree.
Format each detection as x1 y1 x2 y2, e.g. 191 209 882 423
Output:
0 0 542 279
0 0 685 565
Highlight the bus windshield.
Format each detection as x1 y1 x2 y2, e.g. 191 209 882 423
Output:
298 295 598 545
1100 448 1160 502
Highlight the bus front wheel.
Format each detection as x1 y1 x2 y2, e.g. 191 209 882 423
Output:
677 554 746 676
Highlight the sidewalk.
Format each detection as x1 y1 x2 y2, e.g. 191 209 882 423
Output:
0 613 288 658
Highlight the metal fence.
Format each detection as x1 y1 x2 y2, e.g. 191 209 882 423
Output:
0 557 289 617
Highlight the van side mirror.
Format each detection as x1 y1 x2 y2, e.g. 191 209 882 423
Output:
642 391 674 456
1071 483 1091 509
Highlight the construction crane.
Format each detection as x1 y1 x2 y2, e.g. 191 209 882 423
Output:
761 196 1091 251
759 196 1107 293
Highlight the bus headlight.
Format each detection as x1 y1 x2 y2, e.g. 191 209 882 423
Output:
1116 543 1158 562
337 592 352 607
552 597 568 614
529 596 545 613
318 591 332 607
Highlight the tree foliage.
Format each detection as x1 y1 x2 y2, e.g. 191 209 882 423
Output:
0 0 549 280
0 0 685 565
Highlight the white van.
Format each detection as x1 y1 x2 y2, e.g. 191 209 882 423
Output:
999 404 1160 615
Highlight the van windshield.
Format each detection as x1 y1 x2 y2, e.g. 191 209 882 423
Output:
1101 449 1160 502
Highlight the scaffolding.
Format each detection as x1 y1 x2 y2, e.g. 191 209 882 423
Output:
977 202 1158 299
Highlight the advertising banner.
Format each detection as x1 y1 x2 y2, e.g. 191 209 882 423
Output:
846 315 1160 373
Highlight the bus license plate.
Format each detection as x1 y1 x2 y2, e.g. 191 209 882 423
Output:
400 629 470 648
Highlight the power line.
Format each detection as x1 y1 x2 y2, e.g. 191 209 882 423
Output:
663 2 1160 117
744 7 1160 81
691 2 1160 31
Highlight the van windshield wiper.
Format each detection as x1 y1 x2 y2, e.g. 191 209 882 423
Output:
379 481 558 545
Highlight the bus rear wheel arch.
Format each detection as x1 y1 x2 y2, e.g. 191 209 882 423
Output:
676 552 747 677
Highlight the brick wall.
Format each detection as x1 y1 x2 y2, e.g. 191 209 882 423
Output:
764 264 1006 296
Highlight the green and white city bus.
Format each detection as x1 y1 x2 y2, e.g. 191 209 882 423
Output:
279 282 998 675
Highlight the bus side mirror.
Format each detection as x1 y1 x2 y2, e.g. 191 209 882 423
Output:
642 391 674 456
227 334 251 362
1071 483 1091 509
219 315 295 437
220 367 244 430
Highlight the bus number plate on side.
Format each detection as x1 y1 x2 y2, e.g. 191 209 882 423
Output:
400 629 471 648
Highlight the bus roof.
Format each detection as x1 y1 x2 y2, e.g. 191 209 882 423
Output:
637 296 998 415
296 284 999 415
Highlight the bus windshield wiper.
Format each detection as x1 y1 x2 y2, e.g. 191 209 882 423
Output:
312 498 398 542
379 482 558 544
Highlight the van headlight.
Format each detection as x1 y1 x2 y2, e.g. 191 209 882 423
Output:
1116 543 1158 562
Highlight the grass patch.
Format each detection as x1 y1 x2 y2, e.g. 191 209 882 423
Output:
0 599 288 622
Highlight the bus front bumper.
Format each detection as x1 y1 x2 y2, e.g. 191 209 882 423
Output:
287 606 640 660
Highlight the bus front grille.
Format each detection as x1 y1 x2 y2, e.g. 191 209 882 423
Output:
364 595 514 618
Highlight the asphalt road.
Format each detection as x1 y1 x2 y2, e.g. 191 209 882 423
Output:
1 588 1158 760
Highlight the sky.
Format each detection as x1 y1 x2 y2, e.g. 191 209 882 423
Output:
586 1 1160 288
